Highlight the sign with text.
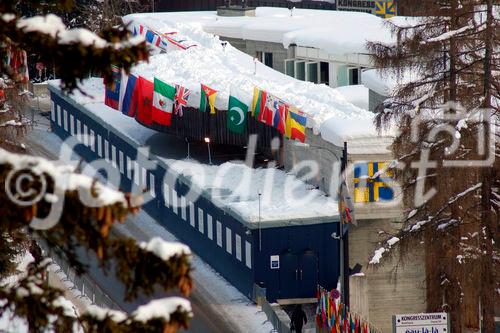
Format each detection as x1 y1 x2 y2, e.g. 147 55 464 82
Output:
270 255 280 269
393 312 449 333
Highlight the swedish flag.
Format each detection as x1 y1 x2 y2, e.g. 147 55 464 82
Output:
354 162 394 203
375 1 397 18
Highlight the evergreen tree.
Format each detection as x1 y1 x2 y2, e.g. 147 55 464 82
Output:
1 1 193 332
367 1 499 331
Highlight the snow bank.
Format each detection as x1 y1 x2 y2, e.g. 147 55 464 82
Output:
333 85 369 110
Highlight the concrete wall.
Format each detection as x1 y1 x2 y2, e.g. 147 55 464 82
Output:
348 218 426 333
221 37 291 74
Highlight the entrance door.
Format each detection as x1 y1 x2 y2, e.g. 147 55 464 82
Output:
298 251 318 298
279 253 299 299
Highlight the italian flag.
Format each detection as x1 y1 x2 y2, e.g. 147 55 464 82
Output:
152 78 175 126
200 83 217 114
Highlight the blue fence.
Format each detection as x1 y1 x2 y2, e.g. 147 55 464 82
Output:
49 87 341 302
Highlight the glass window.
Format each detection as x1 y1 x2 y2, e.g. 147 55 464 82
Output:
207 215 213 240
104 139 109 161
181 197 187 220
245 241 252 269
70 114 74 135
141 167 147 187
90 130 95 152
216 221 222 247
264 52 273 68
119 151 124 173
83 124 88 146
163 183 169 207
172 189 178 215
51 102 55 121
235 234 242 261
111 145 117 168
255 51 263 62
76 119 81 141
97 135 102 156
63 110 68 131
285 59 295 77
150 174 155 197
133 161 139 185
226 227 232 254
126 156 132 179
295 61 305 81
57 105 61 126
198 208 204 234
189 202 195 226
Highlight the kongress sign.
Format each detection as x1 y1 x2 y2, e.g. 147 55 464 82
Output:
393 312 450 333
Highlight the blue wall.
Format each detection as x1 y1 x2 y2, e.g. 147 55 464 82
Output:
49 89 340 302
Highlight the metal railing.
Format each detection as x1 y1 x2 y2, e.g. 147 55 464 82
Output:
37 238 122 311
253 284 291 333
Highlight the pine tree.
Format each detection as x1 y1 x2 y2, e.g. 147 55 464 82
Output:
1 1 193 332
367 1 499 331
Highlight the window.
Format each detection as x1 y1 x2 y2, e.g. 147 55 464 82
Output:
83 124 88 146
56 106 61 126
76 119 81 141
63 110 68 131
225 227 232 254
164 184 171 207
255 51 262 62
97 135 102 156
172 189 178 214
305 62 318 83
245 241 252 268
104 139 109 161
216 221 222 247
119 151 124 173
207 215 213 240
189 202 195 227
181 197 187 220
295 60 305 81
285 59 295 77
51 102 55 121
149 174 156 197
90 130 95 152
70 114 74 135
133 161 139 185
348 67 360 85
235 235 242 261
320 62 329 85
198 208 204 234
126 156 132 179
141 167 147 187
264 52 273 68
111 145 117 168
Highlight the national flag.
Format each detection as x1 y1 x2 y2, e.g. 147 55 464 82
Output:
274 102 287 133
353 162 395 203
152 78 175 126
120 73 138 117
252 87 263 118
256 90 268 123
227 93 248 134
285 107 306 142
262 93 277 125
174 84 190 116
136 76 153 126
145 30 161 47
200 84 218 114
104 65 121 110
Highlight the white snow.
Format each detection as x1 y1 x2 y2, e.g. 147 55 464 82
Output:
84 305 127 322
125 8 394 56
138 237 191 261
333 85 369 111
369 247 386 265
122 10 395 149
0 147 127 207
0 120 23 127
387 236 400 247
132 297 192 323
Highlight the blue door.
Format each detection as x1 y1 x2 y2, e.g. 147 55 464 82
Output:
279 253 299 299
298 251 318 298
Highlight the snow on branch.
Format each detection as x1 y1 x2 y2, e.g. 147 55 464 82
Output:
422 23 483 44
132 297 192 323
139 237 191 262
15 14 144 50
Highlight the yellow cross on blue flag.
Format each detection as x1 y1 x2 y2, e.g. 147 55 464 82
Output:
375 1 397 18
354 162 394 203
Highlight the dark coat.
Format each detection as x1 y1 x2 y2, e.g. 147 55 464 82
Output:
291 305 307 331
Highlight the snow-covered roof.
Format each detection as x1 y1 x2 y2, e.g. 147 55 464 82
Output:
124 7 394 55
120 11 394 152
48 79 341 227
332 85 369 111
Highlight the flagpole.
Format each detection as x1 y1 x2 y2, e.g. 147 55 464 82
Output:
339 141 349 307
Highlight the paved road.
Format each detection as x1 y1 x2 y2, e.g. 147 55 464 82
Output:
24 112 236 333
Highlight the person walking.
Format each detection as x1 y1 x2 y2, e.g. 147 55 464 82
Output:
291 304 307 333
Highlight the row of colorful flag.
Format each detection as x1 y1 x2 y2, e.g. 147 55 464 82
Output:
104 66 307 142
131 23 198 52
316 286 380 333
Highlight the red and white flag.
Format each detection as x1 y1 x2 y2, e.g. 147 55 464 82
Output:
174 84 190 116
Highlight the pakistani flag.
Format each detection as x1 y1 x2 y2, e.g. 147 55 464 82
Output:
152 78 175 126
227 93 248 134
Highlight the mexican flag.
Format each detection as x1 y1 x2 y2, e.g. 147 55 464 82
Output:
227 91 249 134
200 83 217 114
152 78 175 126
